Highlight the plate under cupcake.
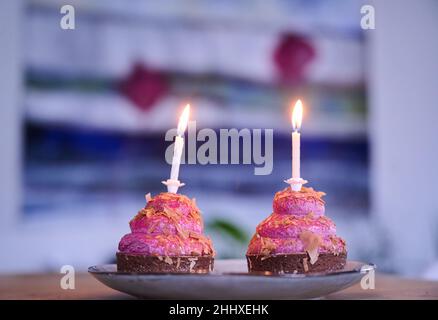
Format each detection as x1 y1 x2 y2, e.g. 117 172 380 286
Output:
89 259 375 299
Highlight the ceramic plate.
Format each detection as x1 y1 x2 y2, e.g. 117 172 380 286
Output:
89 259 374 299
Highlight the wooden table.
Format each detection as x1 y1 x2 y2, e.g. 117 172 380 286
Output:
0 273 437 300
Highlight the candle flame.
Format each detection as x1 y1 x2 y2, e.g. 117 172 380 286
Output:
177 104 190 136
292 99 303 131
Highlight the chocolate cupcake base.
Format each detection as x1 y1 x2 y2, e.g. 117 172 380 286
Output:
116 252 214 273
246 252 347 274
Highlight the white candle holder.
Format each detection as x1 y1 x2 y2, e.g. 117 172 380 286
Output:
162 179 185 194
284 177 308 191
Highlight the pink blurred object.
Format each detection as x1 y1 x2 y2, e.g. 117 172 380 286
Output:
273 34 316 84
119 64 169 111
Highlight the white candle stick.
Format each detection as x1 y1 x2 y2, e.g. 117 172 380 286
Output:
170 135 184 182
285 100 307 191
162 104 190 193
292 130 300 179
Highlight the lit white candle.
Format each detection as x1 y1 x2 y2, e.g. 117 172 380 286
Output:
292 100 303 180
162 104 190 193
285 99 307 191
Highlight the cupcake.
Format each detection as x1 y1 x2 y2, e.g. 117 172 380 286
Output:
246 186 346 274
117 192 215 273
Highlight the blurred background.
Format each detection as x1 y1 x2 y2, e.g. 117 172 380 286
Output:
1 0 437 278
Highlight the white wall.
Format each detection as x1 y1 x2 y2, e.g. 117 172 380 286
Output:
0 0 23 230
370 0 438 275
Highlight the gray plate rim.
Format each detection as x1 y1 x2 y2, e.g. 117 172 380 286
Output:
88 260 375 279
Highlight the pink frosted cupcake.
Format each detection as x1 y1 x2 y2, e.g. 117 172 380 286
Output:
117 193 215 273
246 186 347 274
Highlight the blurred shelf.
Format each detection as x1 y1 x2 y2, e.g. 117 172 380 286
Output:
25 89 366 138
24 0 367 138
